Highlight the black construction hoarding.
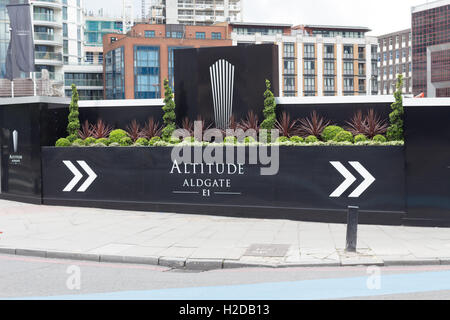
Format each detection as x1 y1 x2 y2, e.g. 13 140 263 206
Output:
41 146 406 225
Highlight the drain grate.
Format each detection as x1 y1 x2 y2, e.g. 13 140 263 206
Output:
244 244 290 257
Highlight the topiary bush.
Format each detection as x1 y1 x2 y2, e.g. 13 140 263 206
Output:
275 136 290 143
96 138 110 146
72 138 85 146
243 136 256 144
290 136 304 143
66 84 80 142
135 138 149 146
161 79 176 141
55 138 71 147
109 129 128 144
224 136 237 144
84 137 96 146
260 79 277 142
305 135 319 143
373 135 387 143
149 136 162 146
386 74 404 141
333 130 354 143
321 125 344 142
354 134 368 143
119 137 133 146
168 137 181 145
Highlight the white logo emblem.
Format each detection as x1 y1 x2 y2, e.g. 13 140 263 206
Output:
209 59 235 129
12 130 18 153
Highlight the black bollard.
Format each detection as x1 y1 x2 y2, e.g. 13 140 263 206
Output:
346 206 359 252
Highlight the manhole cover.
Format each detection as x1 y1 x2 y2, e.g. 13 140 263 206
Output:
244 244 290 257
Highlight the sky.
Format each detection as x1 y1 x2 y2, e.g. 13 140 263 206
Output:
85 0 429 36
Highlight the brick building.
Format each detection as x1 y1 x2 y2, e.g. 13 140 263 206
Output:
103 24 231 99
412 0 450 97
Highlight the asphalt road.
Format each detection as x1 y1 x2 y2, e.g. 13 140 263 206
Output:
1 254 450 300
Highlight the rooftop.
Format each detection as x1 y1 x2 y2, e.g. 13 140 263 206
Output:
228 21 293 28
412 0 450 14
302 25 371 32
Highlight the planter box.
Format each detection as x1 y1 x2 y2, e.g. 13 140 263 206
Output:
42 146 406 225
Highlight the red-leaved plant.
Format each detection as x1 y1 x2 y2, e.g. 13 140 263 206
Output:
180 117 194 136
238 110 260 132
275 112 300 138
92 119 112 139
78 120 94 139
126 120 143 142
346 109 388 138
298 111 331 138
142 117 163 139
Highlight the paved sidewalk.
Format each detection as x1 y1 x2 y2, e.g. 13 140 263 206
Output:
0 199 449 270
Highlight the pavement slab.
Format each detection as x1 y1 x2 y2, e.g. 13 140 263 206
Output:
0 199 450 270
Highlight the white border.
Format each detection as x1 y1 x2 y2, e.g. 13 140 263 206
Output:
403 98 450 107
275 95 395 105
78 99 164 108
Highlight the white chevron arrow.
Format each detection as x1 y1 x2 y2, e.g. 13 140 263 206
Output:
63 161 83 192
62 161 97 192
329 161 357 198
76 161 98 192
348 161 376 198
330 161 376 198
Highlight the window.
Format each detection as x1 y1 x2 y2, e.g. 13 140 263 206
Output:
284 43 295 58
343 45 353 59
134 46 160 99
63 23 68 37
324 77 335 91
105 47 125 99
304 77 315 92
324 61 334 75
343 61 353 75
196 32 206 39
211 32 221 40
344 78 354 91
324 44 334 58
304 44 314 58
304 60 315 75
145 30 155 38
284 60 295 75
62 7 67 20
284 77 295 93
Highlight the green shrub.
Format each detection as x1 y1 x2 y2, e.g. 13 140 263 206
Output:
109 142 120 147
305 135 319 143
224 136 237 144
354 134 368 143
149 136 162 146
373 135 387 143
243 136 256 144
321 125 344 142
92 143 107 147
66 84 80 142
290 136 304 143
135 138 149 146
119 137 133 146
260 79 277 142
161 79 176 141
72 138 85 146
183 136 195 143
387 74 404 141
84 137 96 146
333 130 354 143
96 138 110 146
109 129 127 143
168 137 181 144
55 138 71 147
275 136 289 143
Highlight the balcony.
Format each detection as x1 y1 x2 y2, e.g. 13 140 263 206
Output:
324 87 335 92
32 0 62 9
33 13 61 25
35 71 63 82
304 69 315 75
343 53 353 59
303 52 315 59
323 70 335 76
344 86 354 92
324 53 334 59
343 70 354 76
34 32 62 45
64 79 103 87
358 53 365 60
35 51 63 64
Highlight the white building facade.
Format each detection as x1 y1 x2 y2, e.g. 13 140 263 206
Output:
150 0 243 25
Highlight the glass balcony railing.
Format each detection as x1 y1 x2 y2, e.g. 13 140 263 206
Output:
343 53 354 59
64 79 103 87
343 69 354 75
35 52 63 61
34 32 61 42
35 71 63 82
33 13 60 23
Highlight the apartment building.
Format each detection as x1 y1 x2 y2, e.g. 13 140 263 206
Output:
377 29 412 95
102 23 231 99
412 0 450 97
149 0 243 25
228 23 379 97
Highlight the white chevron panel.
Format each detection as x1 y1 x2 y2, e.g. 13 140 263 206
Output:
210 59 235 129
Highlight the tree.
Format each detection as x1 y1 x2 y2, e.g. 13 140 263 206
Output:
161 79 176 141
260 79 277 142
67 84 80 142
386 74 404 141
